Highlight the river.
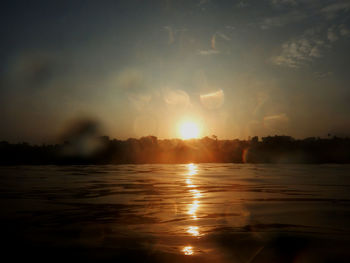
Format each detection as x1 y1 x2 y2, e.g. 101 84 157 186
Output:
1 164 350 262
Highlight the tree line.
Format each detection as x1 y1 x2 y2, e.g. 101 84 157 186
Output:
1 135 350 165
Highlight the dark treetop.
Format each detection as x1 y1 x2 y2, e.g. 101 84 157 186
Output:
1 135 350 165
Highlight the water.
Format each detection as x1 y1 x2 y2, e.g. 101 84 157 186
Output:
1 164 350 262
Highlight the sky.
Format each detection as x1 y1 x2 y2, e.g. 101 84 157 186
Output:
1 0 350 143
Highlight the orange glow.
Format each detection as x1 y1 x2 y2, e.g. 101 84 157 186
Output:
182 246 194 255
179 121 200 140
186 178 196 188
187 163 198 176
188 200 200 220
189 189 202 198
187 226 200 237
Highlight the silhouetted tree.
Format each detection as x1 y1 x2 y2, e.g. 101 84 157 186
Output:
1 135 350 165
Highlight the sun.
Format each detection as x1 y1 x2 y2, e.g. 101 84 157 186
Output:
179 121 200 140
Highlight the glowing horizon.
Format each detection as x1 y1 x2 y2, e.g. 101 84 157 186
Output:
179 121 201 140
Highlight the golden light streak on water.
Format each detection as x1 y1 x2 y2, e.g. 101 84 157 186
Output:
189 189 202 198
188 200 200 220
186 178 196 188
183 163 201 255
187 163 198 176
187 226 200 237
182 246 194 255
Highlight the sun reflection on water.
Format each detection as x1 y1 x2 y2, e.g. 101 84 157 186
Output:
182 163 204 254
189 189 202 198
187 226 200 237
188 200 200 220
186 178 196 188
187 163 198 176
182 246 194 255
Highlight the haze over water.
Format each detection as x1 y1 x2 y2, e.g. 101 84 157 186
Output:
2 164 350 262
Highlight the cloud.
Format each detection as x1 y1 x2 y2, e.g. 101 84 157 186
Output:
272 21 350 68
326 24 350 43
309 45 322 57
271 36 324 68
269 2 350 68
263 1 350 31
320 1 350 19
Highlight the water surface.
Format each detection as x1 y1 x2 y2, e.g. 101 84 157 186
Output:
1 164 350 262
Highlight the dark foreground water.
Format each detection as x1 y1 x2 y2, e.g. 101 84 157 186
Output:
1 164 350 262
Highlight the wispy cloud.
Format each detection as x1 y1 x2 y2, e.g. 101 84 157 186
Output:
327 24 350 42
272 22 350 68
320 1 350 19
263 1 350 30
267 0 350 68
271 36 324 68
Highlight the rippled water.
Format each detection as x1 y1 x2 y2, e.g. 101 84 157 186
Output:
1 164 350 262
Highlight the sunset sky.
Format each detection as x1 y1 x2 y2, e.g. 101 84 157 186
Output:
1 0 350 143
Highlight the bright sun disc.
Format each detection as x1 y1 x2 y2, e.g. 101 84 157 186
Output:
179 121 200 139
